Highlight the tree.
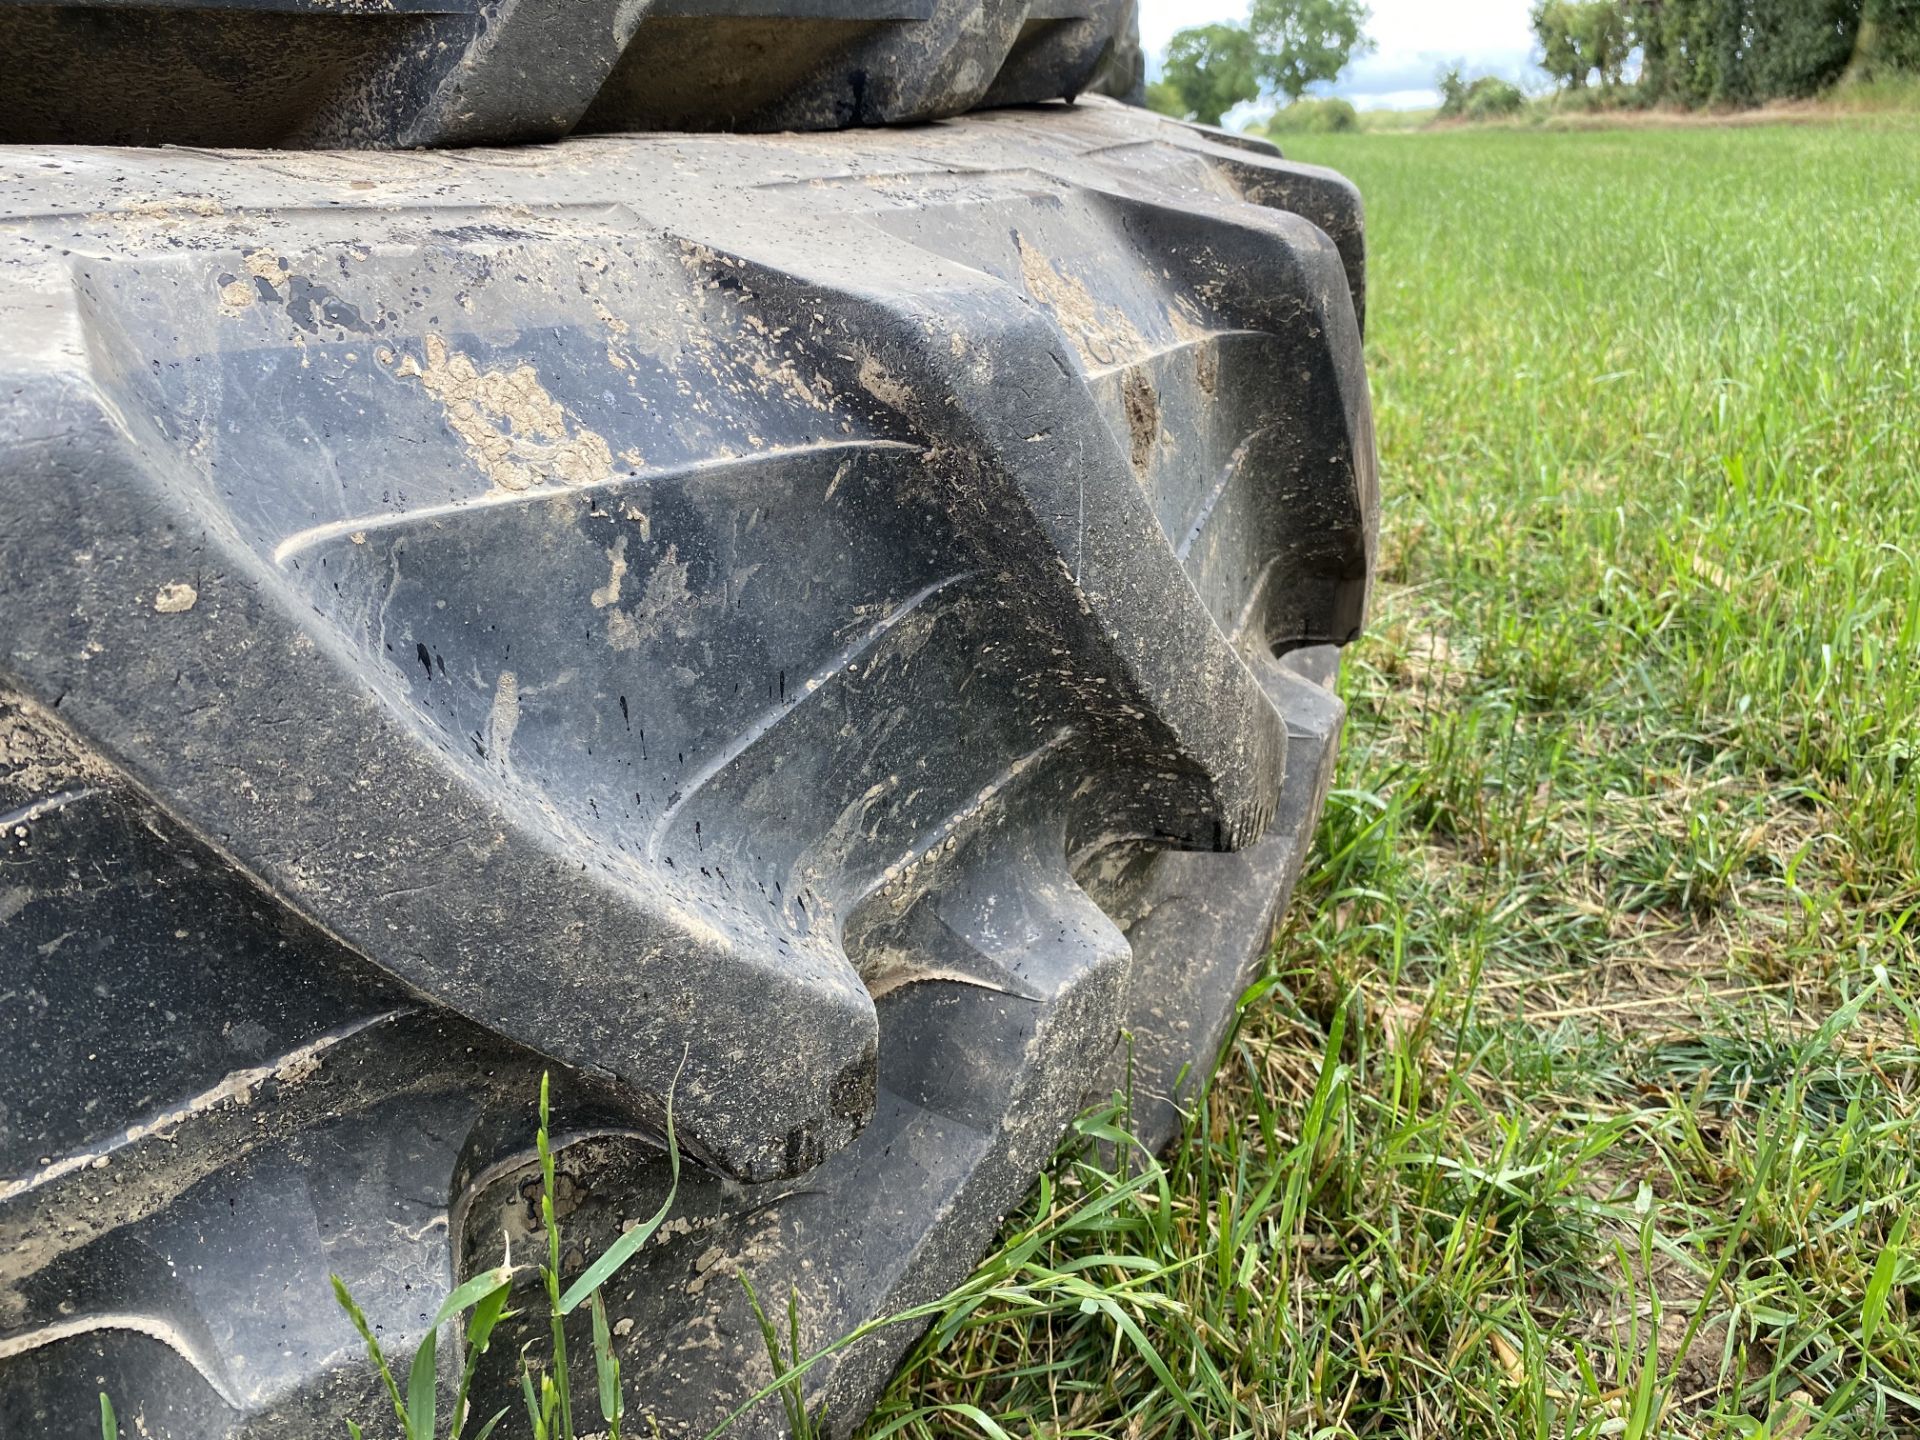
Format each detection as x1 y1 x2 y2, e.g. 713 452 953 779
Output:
1856 0 1920 72
1579 1 1633 85
1534 1 1633 89
1159 23 1262 126
1746 0 1865 98
1247 0 1374 102
1629 0 1904 106
1437 64 1527 118
1533 0 1590 86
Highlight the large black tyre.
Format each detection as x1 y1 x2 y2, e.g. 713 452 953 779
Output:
0 0 1143 148
0 101 1374 1437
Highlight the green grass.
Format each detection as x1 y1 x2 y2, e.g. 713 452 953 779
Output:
863 122 1920 1438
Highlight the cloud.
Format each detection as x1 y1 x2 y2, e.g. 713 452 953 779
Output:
1327 42 1541 107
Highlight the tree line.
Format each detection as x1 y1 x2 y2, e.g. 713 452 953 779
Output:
1533 0 1920 105
1147 0 1920 133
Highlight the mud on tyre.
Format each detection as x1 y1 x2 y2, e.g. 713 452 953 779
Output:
0 98 1374 1438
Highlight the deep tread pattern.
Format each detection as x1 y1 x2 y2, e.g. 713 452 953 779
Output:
0 103 1373 1437
0 0 1141 148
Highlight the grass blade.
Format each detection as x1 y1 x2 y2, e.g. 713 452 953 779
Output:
559 1056 684 1315
1861 1211 1910 1348
453 1275 515 1438
332 1274 408 1433
591 1291 623 1438
431 1263 516 1332
406 1326 437 1440
520 1364 546 1440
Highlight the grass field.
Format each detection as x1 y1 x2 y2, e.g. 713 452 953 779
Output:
862 123 1920 1438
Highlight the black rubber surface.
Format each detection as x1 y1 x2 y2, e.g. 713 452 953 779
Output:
0 101 1373 1437
0 0 1144 147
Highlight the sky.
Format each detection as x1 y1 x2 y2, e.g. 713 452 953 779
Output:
1138 0 1541 111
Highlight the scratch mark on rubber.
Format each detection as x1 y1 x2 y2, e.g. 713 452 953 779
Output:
646 572 973 860
0 788 97 830
1175 429 1263 563
865 967 1022 1002
0 1009 414 1205
270 439 919 566
1076 469 1085 582
849 726 1076 912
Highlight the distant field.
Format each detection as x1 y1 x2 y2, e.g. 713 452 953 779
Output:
866 124 1920 1437
1357 105 1436 131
